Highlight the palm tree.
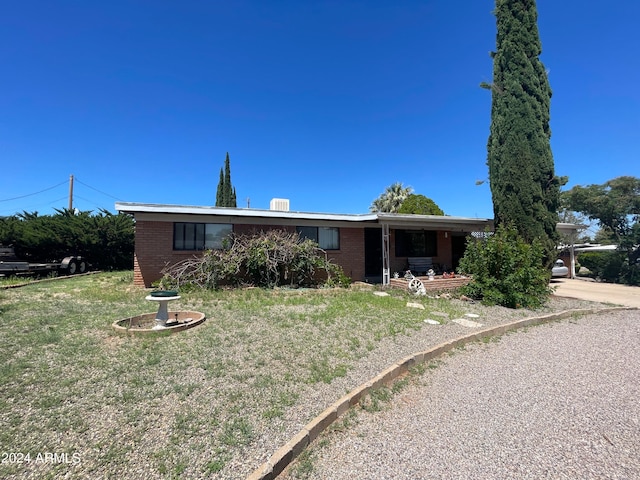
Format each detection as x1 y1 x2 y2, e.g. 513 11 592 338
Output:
369 182 413 213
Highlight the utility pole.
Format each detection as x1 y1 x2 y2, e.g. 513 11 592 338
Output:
68 174 74 211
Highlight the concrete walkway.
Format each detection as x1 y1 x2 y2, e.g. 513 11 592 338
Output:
551 277 640 308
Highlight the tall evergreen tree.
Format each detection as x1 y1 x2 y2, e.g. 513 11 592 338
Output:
223 152 232 206
215 152 237 207
215 168 224 206
485 0 563 263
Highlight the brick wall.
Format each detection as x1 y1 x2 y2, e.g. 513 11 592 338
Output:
325 228 364 280
232 224 296 235
133 220 195 287
132 218 455 287
133 220 367 287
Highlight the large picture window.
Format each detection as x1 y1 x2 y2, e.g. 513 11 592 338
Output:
173 223 232 250
395 230 437 257
296 226 340 250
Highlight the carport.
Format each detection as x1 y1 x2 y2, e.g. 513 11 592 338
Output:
557 222 589 278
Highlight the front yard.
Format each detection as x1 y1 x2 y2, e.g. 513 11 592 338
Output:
0 272 600 479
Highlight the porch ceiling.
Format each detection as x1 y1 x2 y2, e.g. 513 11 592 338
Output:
376 213 493 232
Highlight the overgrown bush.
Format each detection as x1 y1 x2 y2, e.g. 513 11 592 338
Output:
160 229 351 289
0 209 134 271
458 225 552 309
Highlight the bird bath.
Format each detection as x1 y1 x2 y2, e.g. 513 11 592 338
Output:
111 290 206 335
146 291 181 329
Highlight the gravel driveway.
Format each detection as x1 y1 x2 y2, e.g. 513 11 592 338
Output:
289 309 640 479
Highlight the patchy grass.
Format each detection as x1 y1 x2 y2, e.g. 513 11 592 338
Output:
0 272 464 479
0 274 33 287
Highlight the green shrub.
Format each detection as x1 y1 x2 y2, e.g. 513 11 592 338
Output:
160 229 350 289
621 261 640 286
578 251 624 283
458 224 552 309
0 209 134 271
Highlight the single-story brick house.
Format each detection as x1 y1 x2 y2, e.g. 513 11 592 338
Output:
115 201 581 287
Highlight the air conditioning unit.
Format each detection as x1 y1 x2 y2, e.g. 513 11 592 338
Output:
270 198 290 211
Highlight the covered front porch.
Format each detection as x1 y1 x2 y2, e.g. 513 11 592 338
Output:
370 213 494 286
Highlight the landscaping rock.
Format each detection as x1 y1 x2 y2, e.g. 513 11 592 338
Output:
451 317 483 328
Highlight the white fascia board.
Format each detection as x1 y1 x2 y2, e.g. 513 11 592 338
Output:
376 213 493 231
115 202 378 223
574 245 618 252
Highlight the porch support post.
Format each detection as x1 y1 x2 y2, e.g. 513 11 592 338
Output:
382 223 390 285
569 243 576 279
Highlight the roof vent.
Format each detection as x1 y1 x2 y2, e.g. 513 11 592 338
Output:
270 198 290 211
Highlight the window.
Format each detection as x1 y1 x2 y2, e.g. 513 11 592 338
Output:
296 226 340 250
395 230 437 257
173 223 232 250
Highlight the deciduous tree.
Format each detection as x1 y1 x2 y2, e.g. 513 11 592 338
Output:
397 194 444 215
564 176 640 284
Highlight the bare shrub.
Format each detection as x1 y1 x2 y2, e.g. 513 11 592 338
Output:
160 229 350 289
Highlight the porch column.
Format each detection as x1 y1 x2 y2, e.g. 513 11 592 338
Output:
382 223 390 285
569 243 576 278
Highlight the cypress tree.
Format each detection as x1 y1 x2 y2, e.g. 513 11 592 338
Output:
486 0 563 263
215 168 224 206
215 152 237 207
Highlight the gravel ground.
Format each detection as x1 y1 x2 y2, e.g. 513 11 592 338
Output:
238 295 606 479
284 309 640 479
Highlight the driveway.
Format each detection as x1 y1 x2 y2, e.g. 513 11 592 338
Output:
551 277 640 308
293 310 640 479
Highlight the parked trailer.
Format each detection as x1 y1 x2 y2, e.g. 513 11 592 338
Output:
0 245 88 277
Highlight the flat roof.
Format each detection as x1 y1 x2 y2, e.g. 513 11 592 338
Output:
115 202 583 235
115 202 494 230
114 202 378 222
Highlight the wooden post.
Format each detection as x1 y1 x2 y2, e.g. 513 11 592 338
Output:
68 174 74 211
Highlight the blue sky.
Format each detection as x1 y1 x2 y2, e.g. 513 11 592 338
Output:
1 0 638 219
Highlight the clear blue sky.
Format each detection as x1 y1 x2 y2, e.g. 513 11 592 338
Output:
1 0 638 219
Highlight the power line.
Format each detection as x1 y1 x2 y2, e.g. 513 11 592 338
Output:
75 178 121 200
0 180 67 202
74 194 110 209
0 195 69 216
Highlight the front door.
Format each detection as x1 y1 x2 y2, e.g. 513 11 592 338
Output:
364 228 382 281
